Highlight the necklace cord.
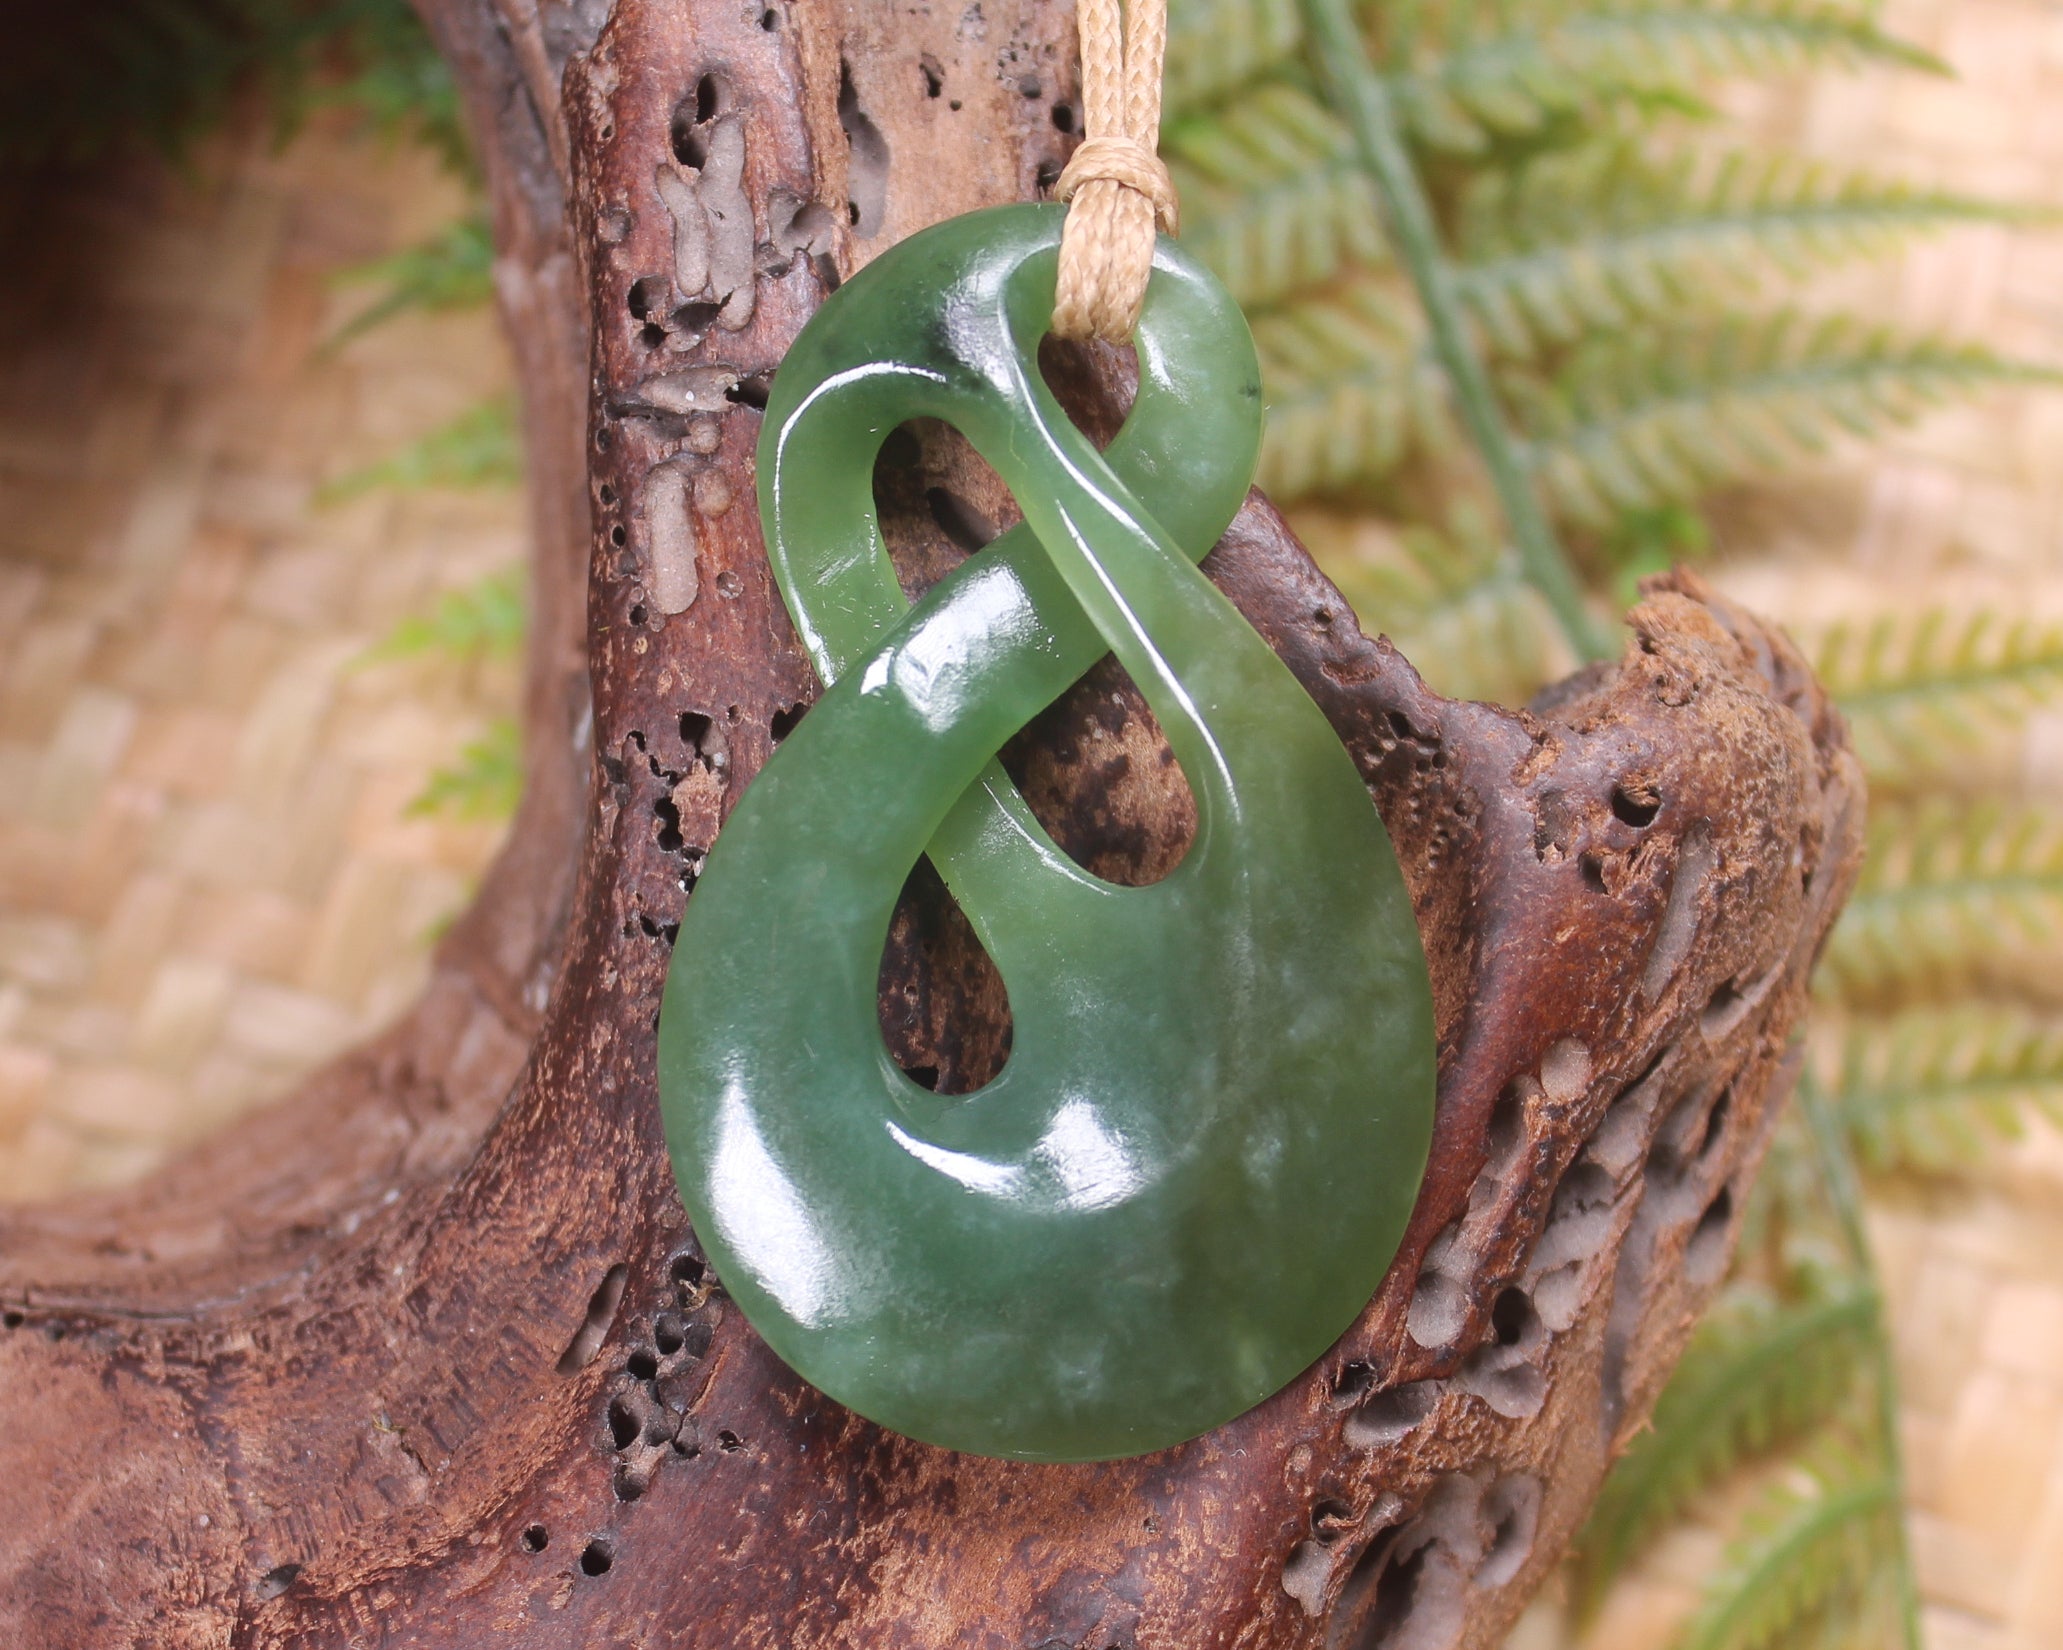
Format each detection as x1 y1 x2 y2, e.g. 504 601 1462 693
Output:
1052 0 1176 343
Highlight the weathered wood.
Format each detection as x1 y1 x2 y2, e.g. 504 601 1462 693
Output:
0 4 1862 1646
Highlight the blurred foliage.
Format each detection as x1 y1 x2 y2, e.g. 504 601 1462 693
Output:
1571 1280 1881 1620
1813 1008 2063 1174
0 0 466 174
318 394 521 504
404 715 522 821
1820 801 2063 1007
360 564 526 667
1166 0 2046 584
328 209 496 347
1674 1443 1905 1650
1808 609 2063 792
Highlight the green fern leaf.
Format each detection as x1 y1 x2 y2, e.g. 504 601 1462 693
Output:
1671 1445 1903 1650
1573 1279 1877 1619
1819 802 2063 1005
408 717 523 822
1381 0 1945 154
1164 0 1304 116
361 567 527 667
1517 313 2056 525
1252 284 1447 497
329 210 496 346
1165 79 1385 309
1456 146 2037 355
1168 9 1957 309
1813 1008 2063 1173
318 394 522 504
1808 608 2063 790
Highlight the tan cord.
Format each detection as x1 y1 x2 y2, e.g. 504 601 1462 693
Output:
1052 0 1177 343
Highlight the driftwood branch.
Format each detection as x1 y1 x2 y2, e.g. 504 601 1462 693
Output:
0 4 1862 1646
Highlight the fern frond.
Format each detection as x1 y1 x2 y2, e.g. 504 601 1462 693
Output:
1380 0 1945 155
1252 286 1448 498
329 210 495 347
1166 80 1385 309
1456 146 2036 355
1517 313 2055 525
1813 1007 2063 1173
1164 0 1303 116
1672 1446 1903 1650
361 567 526 667
1573 1279 1877 1618
318 395 522 504
408 717 523 822
1819 802 2063 1005
1808 608 2063 790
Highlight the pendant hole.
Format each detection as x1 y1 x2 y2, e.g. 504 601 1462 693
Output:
871 420 1018 604
1037 335 1136 452
999 656 1196 888
877 856 1013 1096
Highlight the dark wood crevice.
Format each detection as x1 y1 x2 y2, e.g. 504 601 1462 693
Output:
0 4 1863 1646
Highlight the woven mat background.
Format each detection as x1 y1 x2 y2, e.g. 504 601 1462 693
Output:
0 121 521 1200
1 3 2060 1644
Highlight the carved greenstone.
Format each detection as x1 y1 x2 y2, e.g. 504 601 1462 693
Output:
657 203 1435 1462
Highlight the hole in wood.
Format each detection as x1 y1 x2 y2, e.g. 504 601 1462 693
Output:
669 1252 706 1292
1477 1476 1541 1589
556 1264 628 1375
255 1563 301 1601
1686 1183 1734 1283
1346 1380 1439 1448
1611 783 1660 828
837 61 890 236
626 275 670 319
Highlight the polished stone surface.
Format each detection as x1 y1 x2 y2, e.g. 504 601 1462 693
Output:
658 205 1435 1461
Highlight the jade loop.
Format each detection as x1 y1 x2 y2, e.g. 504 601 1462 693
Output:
656 204 1436 1462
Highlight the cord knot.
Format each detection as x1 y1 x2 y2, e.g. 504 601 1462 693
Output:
1051 0 1175 345
1054 136 1180 234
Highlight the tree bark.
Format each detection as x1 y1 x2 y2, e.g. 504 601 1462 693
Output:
0 4 1863 1647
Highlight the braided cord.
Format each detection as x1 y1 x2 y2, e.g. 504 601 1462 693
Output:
1052 0 1176 342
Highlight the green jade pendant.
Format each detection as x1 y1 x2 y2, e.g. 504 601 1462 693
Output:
656 204 1435 1462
